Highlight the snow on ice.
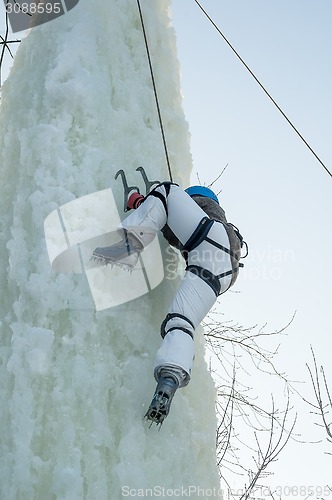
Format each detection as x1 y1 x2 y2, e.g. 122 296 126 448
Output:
0 0 221 497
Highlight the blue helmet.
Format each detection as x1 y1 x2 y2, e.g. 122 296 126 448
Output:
185 185 219 204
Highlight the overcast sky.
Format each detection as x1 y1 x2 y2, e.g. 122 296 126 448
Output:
171 0 332 489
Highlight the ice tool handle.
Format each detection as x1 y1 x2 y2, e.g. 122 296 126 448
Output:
115 167 160 212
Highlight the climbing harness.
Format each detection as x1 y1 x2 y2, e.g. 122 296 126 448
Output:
180 216 247 296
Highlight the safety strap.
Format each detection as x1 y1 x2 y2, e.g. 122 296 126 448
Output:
218 267 240 279
186 264 243 296
205 236 243 263
227 222 249 258
205 235 244 269
186 265 221 297
181 217 243 263
146 190 168 216
160 312 195 340
144 182 179 218
181 217 214 253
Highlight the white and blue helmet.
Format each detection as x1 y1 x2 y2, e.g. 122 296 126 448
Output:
185 185 219 204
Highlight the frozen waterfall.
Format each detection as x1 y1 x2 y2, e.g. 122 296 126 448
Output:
0 0 221 497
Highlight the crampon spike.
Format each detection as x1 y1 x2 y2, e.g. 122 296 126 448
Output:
89 255 134 272
144 376 178 428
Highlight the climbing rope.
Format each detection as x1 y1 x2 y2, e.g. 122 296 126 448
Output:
193 0 332 180
136 0 174 183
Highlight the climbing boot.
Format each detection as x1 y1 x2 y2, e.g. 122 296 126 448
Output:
145 374 179 426
92 231 143 268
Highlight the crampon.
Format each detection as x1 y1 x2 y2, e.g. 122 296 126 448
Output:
90 253 136 271
91 232 141 269
145 376 178 427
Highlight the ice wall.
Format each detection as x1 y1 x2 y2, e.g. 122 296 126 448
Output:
0 0 221 497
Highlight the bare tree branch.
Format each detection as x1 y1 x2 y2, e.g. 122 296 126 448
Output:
203 305 298 494
239 395 297 500
306 347 332 451
0 4 22 90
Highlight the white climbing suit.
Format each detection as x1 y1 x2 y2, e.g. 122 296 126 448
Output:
119 183 239 387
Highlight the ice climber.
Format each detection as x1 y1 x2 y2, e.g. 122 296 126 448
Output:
92 182 245 425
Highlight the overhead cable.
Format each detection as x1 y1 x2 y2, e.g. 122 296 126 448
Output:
193 0 332 180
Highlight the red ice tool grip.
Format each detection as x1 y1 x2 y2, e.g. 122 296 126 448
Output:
127 192 145 210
